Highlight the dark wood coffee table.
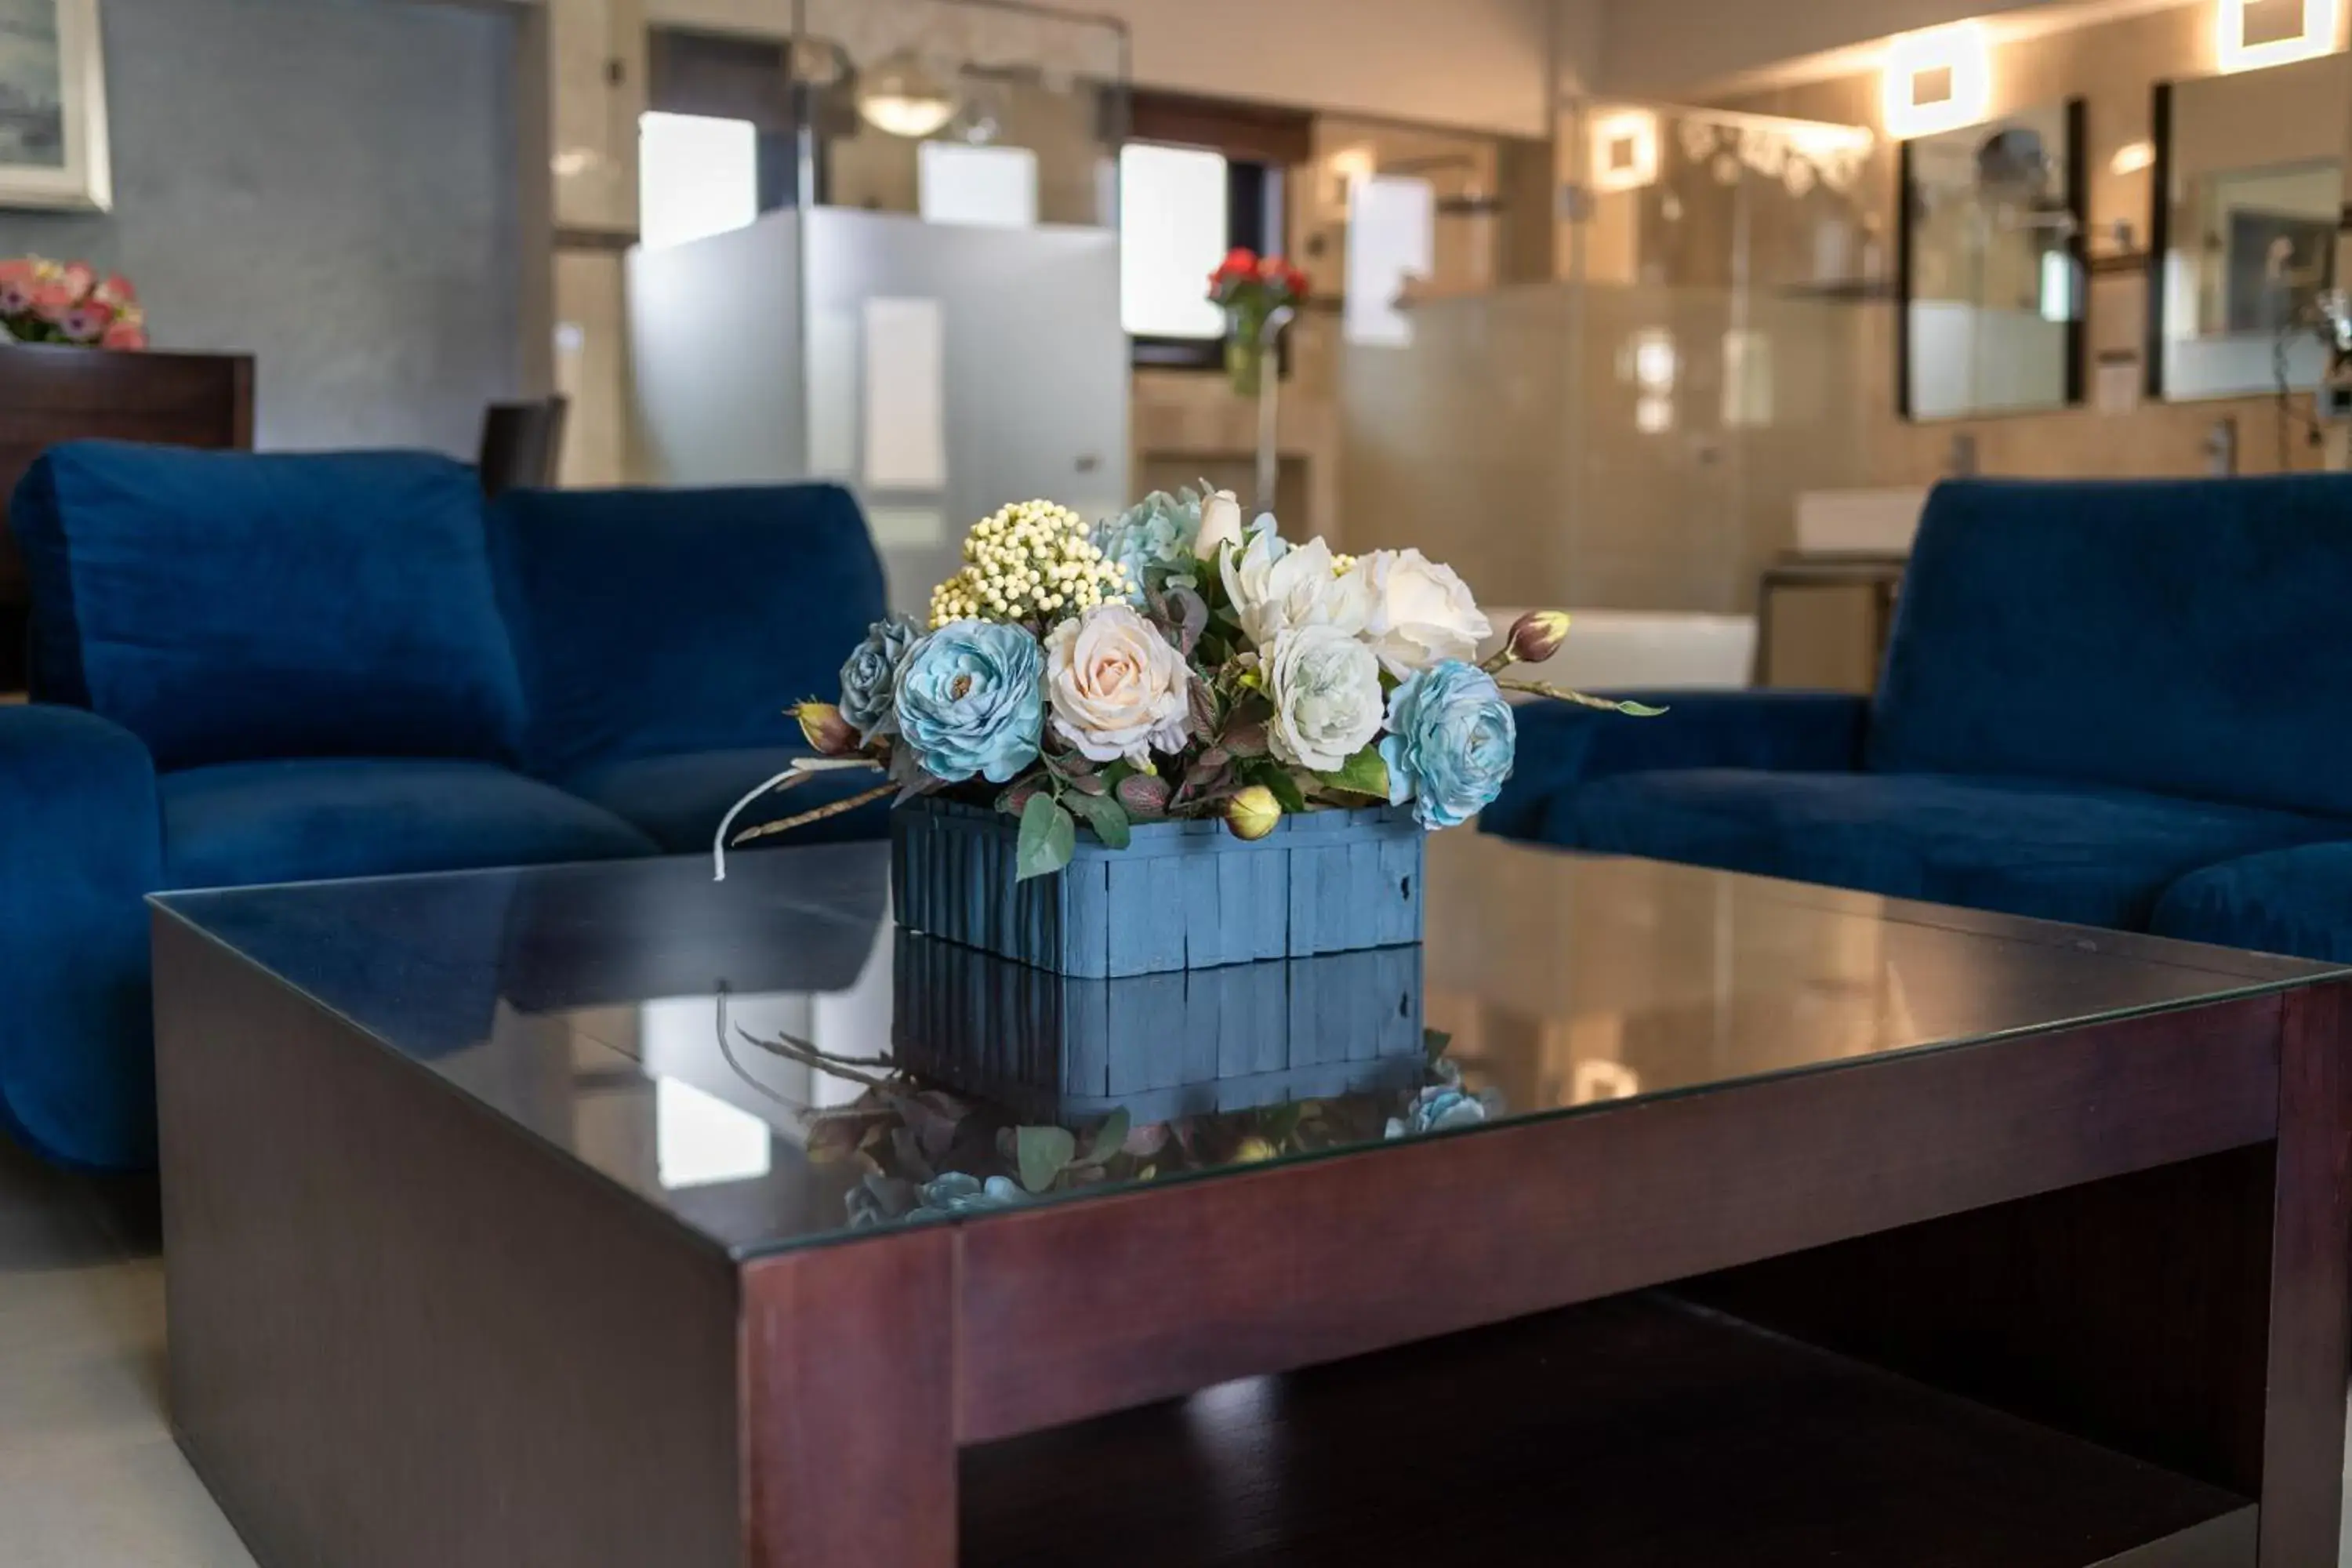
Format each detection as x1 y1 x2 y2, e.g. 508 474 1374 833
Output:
151 835 2352 1567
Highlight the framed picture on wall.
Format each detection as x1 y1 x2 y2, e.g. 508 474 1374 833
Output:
0 0 109 210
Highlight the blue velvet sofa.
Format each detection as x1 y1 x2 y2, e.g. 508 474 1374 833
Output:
1 441 891 1169
1484 475 2352 964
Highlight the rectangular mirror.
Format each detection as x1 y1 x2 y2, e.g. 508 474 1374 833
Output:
1899 100 2086 420
2151 54 2349 401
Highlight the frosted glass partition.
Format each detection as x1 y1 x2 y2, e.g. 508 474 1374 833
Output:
1338 281 1879 616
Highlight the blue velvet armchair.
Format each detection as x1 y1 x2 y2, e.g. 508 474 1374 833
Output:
2 441 894 1168
1484 475 2352 960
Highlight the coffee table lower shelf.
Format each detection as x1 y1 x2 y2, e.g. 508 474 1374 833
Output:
963 1292 2254 1568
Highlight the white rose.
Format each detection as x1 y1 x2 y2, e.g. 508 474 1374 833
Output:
1193 489 1245 561
1265 623 1384 773
1359 548 1492 677
1221 532 1372 650
1043 603 1194 764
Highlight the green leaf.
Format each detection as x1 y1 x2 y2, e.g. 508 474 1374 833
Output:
1015 794 1077 881
1614 699 1670 717
1258 767 1308 816
1015 1125 1078 1193
1064 788 1132 850
1318 746 1390 800
1424 1027 1454 1063
1083 1108 1131 1165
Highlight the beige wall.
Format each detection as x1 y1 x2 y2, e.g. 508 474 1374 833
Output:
1608 0 2084 96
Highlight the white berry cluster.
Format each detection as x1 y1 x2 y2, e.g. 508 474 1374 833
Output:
927 499 1130 629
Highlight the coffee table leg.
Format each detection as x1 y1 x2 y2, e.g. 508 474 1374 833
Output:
2259 982 2352 1567
742 1229 960 1567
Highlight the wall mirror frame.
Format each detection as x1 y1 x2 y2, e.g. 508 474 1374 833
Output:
2143 54 2350 405
1896 97 2089 422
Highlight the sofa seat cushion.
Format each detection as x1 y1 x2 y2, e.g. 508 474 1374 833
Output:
162 759 658 891
14 443 528 770
2150 844 2352 961
489 485 886 780
564 746 892 855
1557 770 2343 931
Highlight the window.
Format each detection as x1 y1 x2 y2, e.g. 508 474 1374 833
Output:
639 112 759 249
1342 174 1436 347
917 142 1040 229
1120 142 1232 339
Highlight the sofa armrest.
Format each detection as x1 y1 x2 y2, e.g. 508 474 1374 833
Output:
1483 690 1870 841
0 704 164 1168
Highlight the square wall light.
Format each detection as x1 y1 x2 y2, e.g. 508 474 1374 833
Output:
1882 23 1992 139
2218 0 2343 71
1591 109 1659 194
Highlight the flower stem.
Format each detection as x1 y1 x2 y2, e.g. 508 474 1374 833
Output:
1495 677 1669 717
729 782 898 848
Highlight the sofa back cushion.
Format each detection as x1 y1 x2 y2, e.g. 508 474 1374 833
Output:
14 442 527 771
488 483 886 780
1868 475 2352 818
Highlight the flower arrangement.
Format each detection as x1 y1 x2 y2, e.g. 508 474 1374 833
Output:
1209 248 1308 397
720 488 1657 884
0 258 146 350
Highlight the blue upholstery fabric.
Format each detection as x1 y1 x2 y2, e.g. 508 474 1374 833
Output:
0 706 162 1170
1559 770 2342 931
489 484 887 780
1483 692 1867 841
1870 476 2352 818
564 745 894 854
161 759 657 892
2151 844 2352 960
13 443 527 770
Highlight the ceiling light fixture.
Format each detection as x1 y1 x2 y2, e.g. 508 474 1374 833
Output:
1590 108 1660 194
857 50 958 139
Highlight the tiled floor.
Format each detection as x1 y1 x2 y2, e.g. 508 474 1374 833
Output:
0 1138 252 1566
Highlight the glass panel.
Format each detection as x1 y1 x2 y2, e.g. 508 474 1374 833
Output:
1118 142 1229 338
154 833 2339 1259
1341 174 1436 347
916 140 1039 227
2159 53 2349 401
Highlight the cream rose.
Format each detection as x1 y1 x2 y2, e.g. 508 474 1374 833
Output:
1221 532 1372 650
1193 488 1246 561
1043 604 1194 764
1265 623 1384 773
1359 549 1492 677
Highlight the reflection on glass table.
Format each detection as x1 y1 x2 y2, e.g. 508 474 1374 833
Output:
1901 99 2084 419
154 833 2339 1260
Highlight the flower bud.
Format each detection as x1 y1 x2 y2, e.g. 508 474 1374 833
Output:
1233 1136 1277 1163
1194 488 1244 561
793 701 859 756
1225 784 1282 841
1503 609 1571 667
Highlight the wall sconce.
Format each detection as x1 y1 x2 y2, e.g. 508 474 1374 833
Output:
1590 109 1660 194
1882 22 1992 139
2217 0 2343 71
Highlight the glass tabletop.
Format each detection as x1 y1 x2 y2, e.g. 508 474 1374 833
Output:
153 834 2345 1260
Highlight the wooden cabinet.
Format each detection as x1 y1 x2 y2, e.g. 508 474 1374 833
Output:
0 345 254 692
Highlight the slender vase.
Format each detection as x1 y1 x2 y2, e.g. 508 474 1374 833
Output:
1222 310 1265 397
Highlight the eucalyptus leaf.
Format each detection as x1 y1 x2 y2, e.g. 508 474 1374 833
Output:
1084 1108 1131 1165
1016 1125 1078 1193
1064 788 1132 850
1015 794 1076 881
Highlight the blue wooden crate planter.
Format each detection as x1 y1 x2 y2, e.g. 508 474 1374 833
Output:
889 796 1425 976
893 932 1425 1124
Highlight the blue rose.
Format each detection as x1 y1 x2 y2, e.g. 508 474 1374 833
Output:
1384 1085 1492 1139
906 1171 1025 1221
894 621 1045 784
1378 659 1516 829
1092 489 1201 599
838 615 919 742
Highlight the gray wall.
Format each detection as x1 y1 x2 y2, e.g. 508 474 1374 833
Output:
0 0 522 456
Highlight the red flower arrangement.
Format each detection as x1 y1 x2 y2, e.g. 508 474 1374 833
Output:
0 257 147 350
1205 249 1307 397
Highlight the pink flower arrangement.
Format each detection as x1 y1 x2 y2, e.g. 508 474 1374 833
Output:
0 257 147 350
